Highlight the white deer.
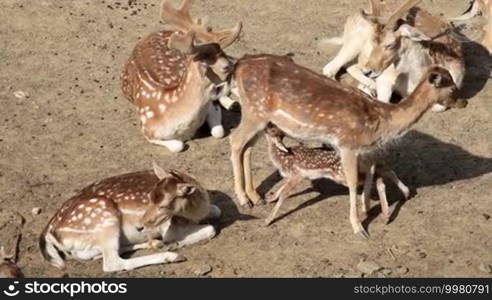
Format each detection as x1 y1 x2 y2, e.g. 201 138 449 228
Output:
322 0 466 112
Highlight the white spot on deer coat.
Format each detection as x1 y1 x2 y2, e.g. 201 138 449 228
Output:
145 111 154 119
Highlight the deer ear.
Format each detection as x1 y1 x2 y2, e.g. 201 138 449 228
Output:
428 72 443 87
397 24 431 41
176 183 197 197
152 162 172 180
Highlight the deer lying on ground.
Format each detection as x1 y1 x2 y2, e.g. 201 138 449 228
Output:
322 0 465 112
230 53 464 238
39 163 221 272
450 0 492 52
264 124 409 226
121 0 241 152
0 234 23 278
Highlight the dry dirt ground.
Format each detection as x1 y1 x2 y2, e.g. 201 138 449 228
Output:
0 0 491 278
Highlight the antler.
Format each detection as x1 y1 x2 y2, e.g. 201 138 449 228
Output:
385 0 421 26
160 0 241 48
369 0 383 16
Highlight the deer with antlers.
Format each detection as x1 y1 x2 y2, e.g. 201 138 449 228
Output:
230 53 464 237
322 0 465 112
39 163 221 272
263 124 409 226
121 0 241 152
450 0 492 53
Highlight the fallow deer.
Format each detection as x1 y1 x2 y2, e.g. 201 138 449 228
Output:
450 0 492 53
121 0 241 152
230 54 463 238
264 124 409 226
39 163 221 272
322 0 466 112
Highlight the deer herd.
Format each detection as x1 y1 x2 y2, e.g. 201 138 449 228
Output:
2 0 490 276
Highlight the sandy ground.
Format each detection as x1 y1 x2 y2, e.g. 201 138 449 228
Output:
0 0 491 278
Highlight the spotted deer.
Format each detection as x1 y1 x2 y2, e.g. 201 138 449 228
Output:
121 0 241 152
230 54 464 238
450 0 492 52
322 0 465 112
39 163 221 272
264 124 409 226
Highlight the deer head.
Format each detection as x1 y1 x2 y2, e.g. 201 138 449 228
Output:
161 0 240 83
425 67 465 109
358 0 431 76
265 124 289 153
141 163 210 227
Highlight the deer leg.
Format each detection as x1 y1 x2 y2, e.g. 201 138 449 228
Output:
244 142 263 205
162 223 216 249
102 248 183 272
120 240 164 254
147 139 185 153
340 149 368 238
230 118 266 207
142 124 185 152
100 227 183 272
265 178 286 203
360 163 376 217
375 66 398 103
382 169 410 200
218 95 237 110
207 103 225 138
375 176 390 224
347 65 377 91
265 175 303 226
322 36 364 78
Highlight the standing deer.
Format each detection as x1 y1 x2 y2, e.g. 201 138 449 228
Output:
39 163 221 272
264 124 409 226
121 0 241 152
230 54 463 238
322 0 465 112
450 0 492 53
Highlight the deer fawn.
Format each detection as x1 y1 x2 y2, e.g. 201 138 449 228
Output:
322 0 466 112
39 163 221 272
121 0 241 152
230 54 463 238
264 124 409 226
450 0 492 53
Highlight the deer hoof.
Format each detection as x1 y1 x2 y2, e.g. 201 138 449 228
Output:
264 218 274 226
431 104 448 113
355 229 370 239
166 140 185 153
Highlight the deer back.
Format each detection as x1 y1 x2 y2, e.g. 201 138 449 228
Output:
121 31 211 130
235 55 392 148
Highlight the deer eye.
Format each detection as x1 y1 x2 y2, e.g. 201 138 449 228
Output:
385 42 397 50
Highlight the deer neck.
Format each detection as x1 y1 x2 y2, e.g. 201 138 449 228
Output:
179 61 216 105
383 82 436 136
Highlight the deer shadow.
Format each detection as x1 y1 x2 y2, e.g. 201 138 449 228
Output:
255 130 492 229
207 190 257 233
459 39 491 100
